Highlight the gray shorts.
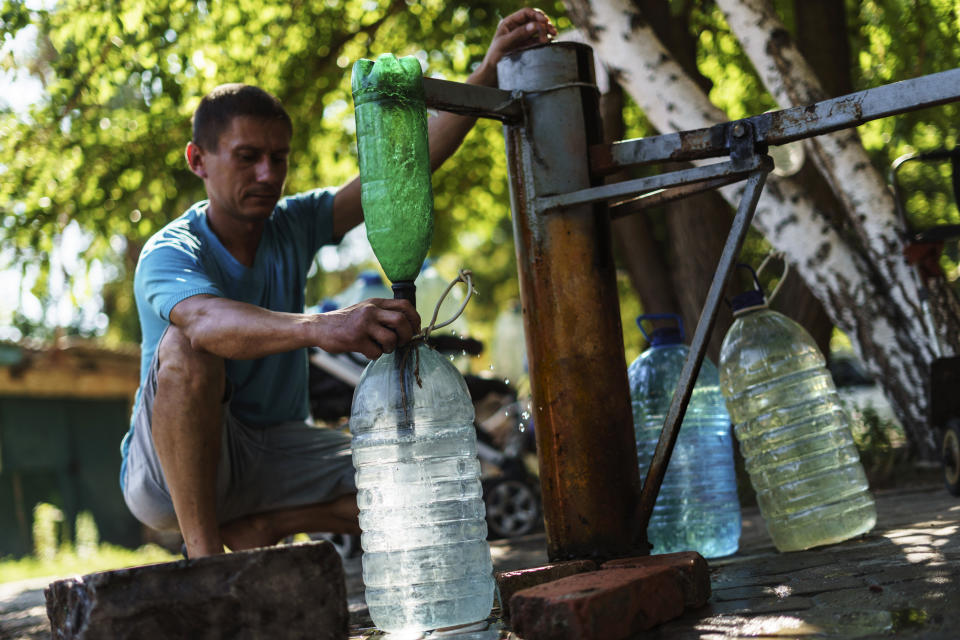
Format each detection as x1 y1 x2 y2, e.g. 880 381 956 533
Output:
122 346 357 532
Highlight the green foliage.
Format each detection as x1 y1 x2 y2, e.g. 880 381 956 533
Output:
1 0 570 348
852 0 960 243
847 404 912 488
31 502 64 563
1 502 178 583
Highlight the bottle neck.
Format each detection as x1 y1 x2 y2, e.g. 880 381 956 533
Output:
732 302 769 317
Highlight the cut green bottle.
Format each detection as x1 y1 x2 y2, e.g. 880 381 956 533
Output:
352 53 433 303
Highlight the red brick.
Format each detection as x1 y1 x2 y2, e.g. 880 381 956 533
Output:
509 566 685 640
602 551 711 607
495 559 597 619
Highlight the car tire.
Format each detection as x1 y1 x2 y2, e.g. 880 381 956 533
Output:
483 477 541 539
311 532 361 559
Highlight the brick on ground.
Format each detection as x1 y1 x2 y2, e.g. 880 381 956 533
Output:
494 559 597 619
602 550 711 607
45 541 348 640
510 552 711 640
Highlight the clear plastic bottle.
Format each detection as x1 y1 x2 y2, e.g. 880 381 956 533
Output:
334 270 393 308
350 343 494 633
718 283 876 552
416 259 469 337
629 314 741 558
491 301 527 386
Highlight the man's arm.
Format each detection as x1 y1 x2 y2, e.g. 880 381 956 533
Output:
169 294 419 361
331 8 556 238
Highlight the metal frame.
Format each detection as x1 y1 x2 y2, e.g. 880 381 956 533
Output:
421 51 960 560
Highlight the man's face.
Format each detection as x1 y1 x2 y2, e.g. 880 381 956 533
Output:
188 115 291 224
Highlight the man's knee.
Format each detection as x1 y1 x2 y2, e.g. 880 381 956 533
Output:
157 324 225 398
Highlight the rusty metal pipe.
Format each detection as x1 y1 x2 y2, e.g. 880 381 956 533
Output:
498 43 643 561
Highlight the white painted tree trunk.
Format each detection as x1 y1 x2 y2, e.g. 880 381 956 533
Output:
716 0 960 352
562 0 948 457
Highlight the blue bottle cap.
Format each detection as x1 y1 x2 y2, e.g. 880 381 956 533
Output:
359 270 385 285
649 326 684 347
730 289 766 313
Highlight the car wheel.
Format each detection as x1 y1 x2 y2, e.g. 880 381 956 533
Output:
311 532 361 559
484 478 541 539
943 421 960 497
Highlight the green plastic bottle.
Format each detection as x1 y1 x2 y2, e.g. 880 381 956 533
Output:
352 54 433 302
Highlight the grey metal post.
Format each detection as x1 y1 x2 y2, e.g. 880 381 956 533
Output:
497 43 644 561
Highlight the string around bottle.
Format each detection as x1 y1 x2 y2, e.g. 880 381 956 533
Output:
397 269 475 416
421 268 475 341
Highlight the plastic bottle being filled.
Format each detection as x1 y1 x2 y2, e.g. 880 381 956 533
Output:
629 314 741 558
350 342 494 634
718 269 876 552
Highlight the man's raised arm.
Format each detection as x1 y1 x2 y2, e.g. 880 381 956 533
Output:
331 8 556 238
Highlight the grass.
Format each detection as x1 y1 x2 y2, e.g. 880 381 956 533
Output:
0 503 180 584
0 543 180 584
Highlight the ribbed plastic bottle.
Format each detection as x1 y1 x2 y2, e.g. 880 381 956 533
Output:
352 54 433 295
629 314 741 558
349 342 494 633
718 277 876 552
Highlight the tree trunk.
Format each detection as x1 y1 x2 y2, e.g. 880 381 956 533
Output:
717 0 960 455
601 82 681 319
562 0 948 458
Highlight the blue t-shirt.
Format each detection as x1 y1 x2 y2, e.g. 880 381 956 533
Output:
120 188 337 481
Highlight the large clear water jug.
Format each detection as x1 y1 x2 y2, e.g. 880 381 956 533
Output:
718 277 876 552
629 314 741 558
350 342 494 633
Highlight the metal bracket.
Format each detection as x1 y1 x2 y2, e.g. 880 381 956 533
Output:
535 153 772 215
422 77 523 123
635 165 770 539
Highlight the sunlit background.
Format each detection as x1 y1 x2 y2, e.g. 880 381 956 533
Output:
1 0 959 588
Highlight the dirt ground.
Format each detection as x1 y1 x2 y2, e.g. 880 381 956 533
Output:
3 480 958 640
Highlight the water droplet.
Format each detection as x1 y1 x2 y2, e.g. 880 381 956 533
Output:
504 379 510 385
489 365 494 370
521 411 531 421
461 350 467 357
449 355 455 361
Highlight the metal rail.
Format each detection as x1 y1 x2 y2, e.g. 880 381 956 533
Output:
590 67 960 174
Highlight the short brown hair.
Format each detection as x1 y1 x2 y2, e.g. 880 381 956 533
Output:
192 84 292 151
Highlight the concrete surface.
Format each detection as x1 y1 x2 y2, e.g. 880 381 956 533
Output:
2 483 958 639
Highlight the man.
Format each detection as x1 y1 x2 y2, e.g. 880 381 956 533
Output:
121 9 557 559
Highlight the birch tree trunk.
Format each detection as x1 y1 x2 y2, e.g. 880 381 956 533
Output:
717 0 960 354
562 0 949 458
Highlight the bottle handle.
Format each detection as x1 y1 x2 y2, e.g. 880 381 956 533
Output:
636 313 685 343
736 263 764 295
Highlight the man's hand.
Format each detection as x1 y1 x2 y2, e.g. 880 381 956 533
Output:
469 8 558 87
314 298 421 360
